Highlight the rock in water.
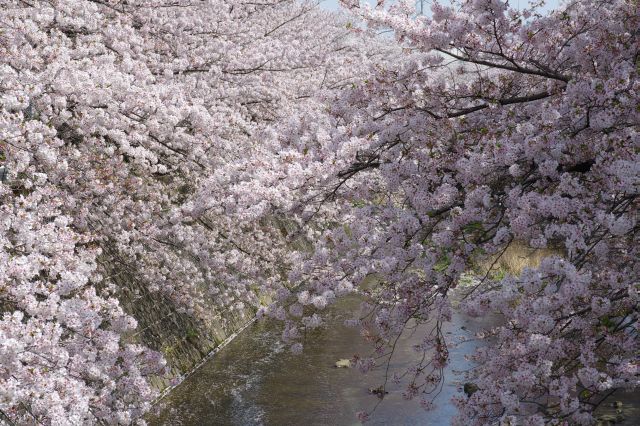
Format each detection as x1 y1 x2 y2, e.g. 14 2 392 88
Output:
463 382 479 397
335 359 351 368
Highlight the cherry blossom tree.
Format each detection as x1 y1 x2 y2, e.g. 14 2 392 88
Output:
0 0 384 423
244 0 638 424
2 0 637 423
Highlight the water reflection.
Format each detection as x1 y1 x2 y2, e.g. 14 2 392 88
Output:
148 295 498 425
147 293 640 426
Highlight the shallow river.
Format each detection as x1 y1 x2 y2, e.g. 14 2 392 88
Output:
148 295 638 425
147 295 500 425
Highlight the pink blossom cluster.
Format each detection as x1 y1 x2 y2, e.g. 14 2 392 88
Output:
0 0 386 423
242 0 638 423
1 0 638 423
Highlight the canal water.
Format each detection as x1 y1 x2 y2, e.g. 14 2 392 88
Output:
147 294 638 425
147 295 498 425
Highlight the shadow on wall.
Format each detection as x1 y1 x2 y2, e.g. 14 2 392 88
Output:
100 251 257 391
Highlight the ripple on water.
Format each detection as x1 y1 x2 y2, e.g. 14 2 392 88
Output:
147 294 638 426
